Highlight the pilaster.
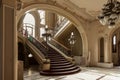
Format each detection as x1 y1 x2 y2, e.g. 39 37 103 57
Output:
0 0 17 80
104 35 111 63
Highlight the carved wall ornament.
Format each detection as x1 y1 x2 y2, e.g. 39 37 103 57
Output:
104 34 109 41
98 27 105 33
16 0 22 10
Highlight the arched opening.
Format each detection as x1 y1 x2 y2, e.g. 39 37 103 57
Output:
111 28 120 66
99 37 104 62
16 4 88 59
23 13 35 37
16 3 89 77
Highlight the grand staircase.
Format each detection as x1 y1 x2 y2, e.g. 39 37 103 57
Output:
40 42 81 75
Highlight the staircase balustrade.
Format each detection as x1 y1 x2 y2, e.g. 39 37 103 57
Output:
28 36 48 58
54 18 69 35
48 39 71 57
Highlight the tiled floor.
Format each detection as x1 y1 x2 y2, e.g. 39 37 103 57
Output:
24 66 120 80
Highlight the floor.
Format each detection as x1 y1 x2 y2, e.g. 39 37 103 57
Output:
24 65 120 80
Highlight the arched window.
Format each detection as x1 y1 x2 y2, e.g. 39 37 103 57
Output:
57 15 65 25
112 35 117 53
40 27 45 38
23 13 35 37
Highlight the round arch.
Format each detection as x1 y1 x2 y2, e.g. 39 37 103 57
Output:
108 26 120 64
16 3 89 64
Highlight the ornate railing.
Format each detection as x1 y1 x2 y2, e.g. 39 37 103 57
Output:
48 39 71 57
54 18 70 35
28 36 48 57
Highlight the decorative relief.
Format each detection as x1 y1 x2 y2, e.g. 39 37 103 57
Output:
104 34 109 41
98 27 105 34
16 0 22 10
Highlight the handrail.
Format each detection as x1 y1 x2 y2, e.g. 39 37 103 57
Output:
48 39 71 56
26 40 46 60
28 36 48 57
52 39 70 51
26 39 50 70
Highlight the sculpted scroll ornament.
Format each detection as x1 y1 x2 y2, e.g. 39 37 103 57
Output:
16 0 22 10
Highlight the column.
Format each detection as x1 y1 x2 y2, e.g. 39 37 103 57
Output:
104 35 111 63
0 5 4 80
0 0 17 80
46 11 56 28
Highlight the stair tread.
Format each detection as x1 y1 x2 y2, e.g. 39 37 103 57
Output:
50 64 75 69
39 41 81 76
49 66 80 72
51 62 71 66
40 68 81 76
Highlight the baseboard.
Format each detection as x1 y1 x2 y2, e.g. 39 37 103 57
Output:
97 62 113 68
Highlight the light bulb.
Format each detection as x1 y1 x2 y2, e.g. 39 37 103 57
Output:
28 54 33 57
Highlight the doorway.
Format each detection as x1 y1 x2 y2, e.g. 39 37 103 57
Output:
99 37 104 62
118 41 120 65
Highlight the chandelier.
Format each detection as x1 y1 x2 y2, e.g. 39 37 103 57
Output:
98 0 120 28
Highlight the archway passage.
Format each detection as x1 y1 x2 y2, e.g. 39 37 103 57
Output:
17 3 88 59
118 41 120 65
99 37 104 62
111 28 120 66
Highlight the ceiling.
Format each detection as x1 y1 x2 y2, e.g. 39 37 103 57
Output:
70 0 120 11
69 0 106 12
21 0 120 11
67 0 120 20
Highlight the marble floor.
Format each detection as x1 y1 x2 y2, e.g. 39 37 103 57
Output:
24 66 120 80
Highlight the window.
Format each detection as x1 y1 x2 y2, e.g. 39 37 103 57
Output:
38 10 45 25
23 13 35 37
40 27 45 38
57 15 65 25
112 35 117 53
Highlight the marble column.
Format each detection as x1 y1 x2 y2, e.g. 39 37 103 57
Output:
0 0 17 80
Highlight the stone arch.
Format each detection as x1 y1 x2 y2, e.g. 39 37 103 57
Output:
16 3 88 65
107 26 120 63
108 27 120 65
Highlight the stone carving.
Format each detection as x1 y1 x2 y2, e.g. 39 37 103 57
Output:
98 27 105 33
16 0 22 10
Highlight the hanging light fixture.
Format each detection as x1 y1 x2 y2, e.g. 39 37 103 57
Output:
98 0 120 28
